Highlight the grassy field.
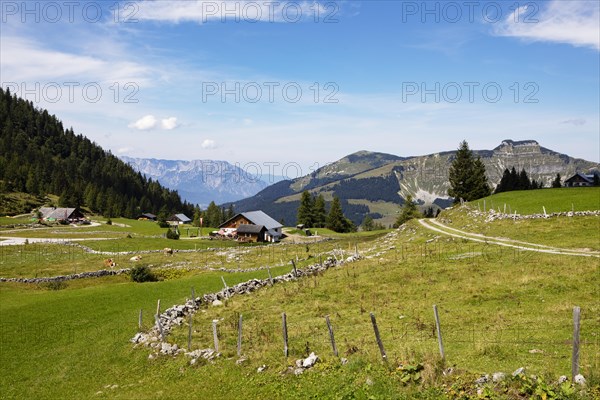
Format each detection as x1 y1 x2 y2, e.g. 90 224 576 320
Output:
1 191 599 399
473 187 600 215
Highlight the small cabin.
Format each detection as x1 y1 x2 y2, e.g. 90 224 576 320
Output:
168 213 192 225
219 210 283 242
564 173 596 187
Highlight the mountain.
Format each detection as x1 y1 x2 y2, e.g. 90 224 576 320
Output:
120 157 272 207
0 88 194 217
225 140 599 227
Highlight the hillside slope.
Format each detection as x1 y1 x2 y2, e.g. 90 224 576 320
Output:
0 88 193 217
226 141 598 226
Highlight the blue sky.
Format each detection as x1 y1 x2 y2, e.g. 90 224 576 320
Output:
1 0 598 178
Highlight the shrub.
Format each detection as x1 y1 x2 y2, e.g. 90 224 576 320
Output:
166 229 180 240
106 218 112 225
130 265 157 283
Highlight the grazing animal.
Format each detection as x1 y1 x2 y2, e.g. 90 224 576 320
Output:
130 255 142 262
104 258 116 269
163 247 173 256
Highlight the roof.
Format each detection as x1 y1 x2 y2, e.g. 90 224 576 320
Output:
219 210 283 230
267 228 282 238
241 211 282 230
237 224 266 234
139 213 157 219
169 213 191 222
40 207 80 220
565 173 594 183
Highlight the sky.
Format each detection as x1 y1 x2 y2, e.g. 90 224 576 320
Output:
1 0 599 180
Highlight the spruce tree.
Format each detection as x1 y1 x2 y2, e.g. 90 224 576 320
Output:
552 173 562 188
448 140 491 202
326 196 353 233
395 194 422 227
297 191 315 227
313 194 327 228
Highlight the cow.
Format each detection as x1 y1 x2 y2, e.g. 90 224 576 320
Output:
104 258 116 269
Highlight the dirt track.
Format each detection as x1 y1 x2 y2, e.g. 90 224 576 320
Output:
418 219 600 258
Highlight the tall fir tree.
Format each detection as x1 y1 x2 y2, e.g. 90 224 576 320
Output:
297 191 315 227
448 140 491 202
326 196 354 233
552 173 562 188
313 194 327 228
395 194 422 227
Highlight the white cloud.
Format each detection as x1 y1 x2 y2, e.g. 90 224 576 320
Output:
117 147 132 154
134 0 330 24
201 139 217 149
161 117 179 130
561 118 586 126
129 115 158 130
494 0 600 51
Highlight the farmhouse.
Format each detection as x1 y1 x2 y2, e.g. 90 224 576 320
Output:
218 210 283 242
39 207 84 222
167 213 192 225
137 213 157 221
564 173 597 187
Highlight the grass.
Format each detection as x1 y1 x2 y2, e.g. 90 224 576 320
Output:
0 205 599 399
473 187 600 215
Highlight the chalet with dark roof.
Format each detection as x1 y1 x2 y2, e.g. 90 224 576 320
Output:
564 173 597 187
168 213 192 224
39 207 84 222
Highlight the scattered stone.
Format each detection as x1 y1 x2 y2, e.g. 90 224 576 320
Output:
294 368 304 375
302 352 318 368
110 385 119 390
236 357 247 365
475 375 489 385
574 374 586 386
365 378 374 386
512 367 525 377
528 349 543 354
148 354 155 360
492 372 505 382
557 375 568 384
257 365 267 373
340 358 348 365
443 368 454 376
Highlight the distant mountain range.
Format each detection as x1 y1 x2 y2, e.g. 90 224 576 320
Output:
223 140 599 226
120 157 285 207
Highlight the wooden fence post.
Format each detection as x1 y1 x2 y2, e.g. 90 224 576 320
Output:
325 315 338 357
155 314 164 342
282 312 289 357
187 313 193 351
267 267 273 286
433 304 445 360
212 319 219 353
221 276 229 298
572 306 581 380
237 314 243 357
191 286 196 300
370 313 387 361
138 309 143 330
291 260 298 277
156 299 161 316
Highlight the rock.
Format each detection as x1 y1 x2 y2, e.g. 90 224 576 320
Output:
295 359 303 368
475 375 489 385
294 368 304 375
557 375 568 384
528 349 543 354
574 374 586 386
212 299 223 307
492 372 505 382
512 367 525 377
236 357 247 365
443 367 454 376
302 352 318 368
257 365 267 373
190 358 196 365
365 378 374 386
148 354 155 360
341 358 348 365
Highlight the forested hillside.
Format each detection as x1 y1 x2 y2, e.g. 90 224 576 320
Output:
0 88 194 217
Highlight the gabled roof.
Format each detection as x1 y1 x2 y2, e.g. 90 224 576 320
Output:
139 213 157 219
169 213 191 222
565 173 594 183
219 210 283 230
241 210 282 230
40 207 81 220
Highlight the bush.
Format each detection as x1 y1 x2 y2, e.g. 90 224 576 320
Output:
166 229 180 240
106 218 112 225
158 219 170 228
130 265 157 283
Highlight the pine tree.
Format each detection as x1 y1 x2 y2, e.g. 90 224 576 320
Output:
495 168 511 193
361 215 374 231
448 140 491 202
313 194 327 228
552 173 562 188
518 169 531 190
326 196 353 233
395 194 422 227
297 191 315 227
